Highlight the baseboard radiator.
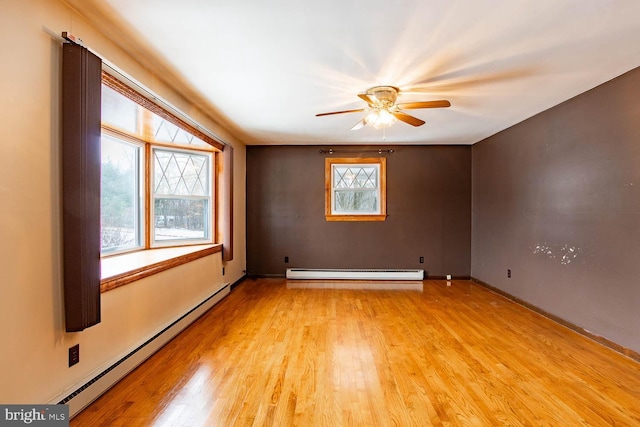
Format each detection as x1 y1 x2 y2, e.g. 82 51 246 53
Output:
55 283 230 418
286 268 424 281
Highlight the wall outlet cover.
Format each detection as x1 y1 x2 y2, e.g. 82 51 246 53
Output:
69 344 80 367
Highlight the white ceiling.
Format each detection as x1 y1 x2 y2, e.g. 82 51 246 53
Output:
67 0 640 145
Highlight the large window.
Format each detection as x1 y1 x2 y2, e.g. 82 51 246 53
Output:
325 157 387 221
100 75 220 255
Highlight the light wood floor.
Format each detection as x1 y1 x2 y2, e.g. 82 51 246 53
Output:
71 278 640 426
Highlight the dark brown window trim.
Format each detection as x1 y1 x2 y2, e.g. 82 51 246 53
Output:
101 244 222 293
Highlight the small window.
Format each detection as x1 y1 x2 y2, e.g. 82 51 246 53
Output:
325 157 387 221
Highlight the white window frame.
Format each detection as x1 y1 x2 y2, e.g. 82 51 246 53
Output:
150 146 213 247
100 131 145 255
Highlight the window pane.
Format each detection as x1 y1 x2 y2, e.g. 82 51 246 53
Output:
151 114 210 148
154 198 208 241
153 147 211 244
101 85 138 133
332 164 379 213
101 136 141 252
334 190 378 213
154 149 209 196
334 166 377 189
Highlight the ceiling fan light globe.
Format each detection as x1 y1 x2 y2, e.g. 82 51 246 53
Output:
367 109 397 128
365 111 379 125
378 109 397 126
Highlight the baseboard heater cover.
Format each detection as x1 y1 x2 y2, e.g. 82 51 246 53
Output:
55 283 230 418
286 268 424 281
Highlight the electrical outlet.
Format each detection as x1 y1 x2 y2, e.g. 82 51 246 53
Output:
419 256 424 264
69 344 80 367
284 256 289 263
507 269 511 278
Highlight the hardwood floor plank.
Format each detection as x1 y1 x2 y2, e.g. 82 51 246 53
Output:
71 279 640 426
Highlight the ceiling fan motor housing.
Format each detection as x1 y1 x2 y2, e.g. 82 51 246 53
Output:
367 86 399 107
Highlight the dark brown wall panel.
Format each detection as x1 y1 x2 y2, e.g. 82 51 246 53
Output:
247 145 471 277
472 66 640 353
62 43 102 331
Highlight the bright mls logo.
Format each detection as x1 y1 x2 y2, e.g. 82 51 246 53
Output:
0 405 68 426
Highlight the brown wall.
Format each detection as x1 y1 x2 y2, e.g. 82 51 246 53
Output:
472 66 640 353
247 145 471 277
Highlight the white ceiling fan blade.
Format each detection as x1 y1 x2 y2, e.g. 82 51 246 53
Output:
350 118 367 130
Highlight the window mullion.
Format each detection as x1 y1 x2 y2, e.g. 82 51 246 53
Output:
140 107 154 141
153 194 208 201
145 143 151 249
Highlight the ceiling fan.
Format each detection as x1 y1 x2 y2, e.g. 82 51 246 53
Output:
316 85 450 130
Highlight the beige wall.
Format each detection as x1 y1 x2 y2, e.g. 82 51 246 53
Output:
0 0 246 404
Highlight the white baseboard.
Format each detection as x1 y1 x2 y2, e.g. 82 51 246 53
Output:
286 268 424 280
53 284 230 418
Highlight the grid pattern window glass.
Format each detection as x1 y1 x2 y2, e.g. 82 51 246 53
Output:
152 148 211 243
332 165 380 214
